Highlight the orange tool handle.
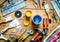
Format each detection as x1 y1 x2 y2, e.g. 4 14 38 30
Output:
32 32 39 40
43 18 48 30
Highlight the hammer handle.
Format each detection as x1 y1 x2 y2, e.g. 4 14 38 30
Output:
32 32 39 40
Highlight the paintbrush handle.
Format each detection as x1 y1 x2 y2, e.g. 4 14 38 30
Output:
1 27 8 34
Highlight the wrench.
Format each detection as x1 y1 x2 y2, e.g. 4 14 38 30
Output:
0 33 10 42
19 30 34 42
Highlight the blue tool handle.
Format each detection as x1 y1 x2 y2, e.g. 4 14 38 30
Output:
8 0 13 4
30 40 34 42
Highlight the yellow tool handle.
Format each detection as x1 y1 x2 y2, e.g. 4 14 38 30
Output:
32 32 39 40
19 35 27 42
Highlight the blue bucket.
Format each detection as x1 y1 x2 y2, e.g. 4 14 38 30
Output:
33 15 42 25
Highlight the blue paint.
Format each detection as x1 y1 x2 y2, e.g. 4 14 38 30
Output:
33 15 42 25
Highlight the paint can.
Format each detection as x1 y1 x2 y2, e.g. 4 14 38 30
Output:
33 15 42 25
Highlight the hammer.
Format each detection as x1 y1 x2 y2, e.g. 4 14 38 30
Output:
30 28 45 42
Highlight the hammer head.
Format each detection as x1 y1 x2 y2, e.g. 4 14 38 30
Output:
34 28 45 35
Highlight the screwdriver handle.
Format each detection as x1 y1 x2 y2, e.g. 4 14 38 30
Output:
19 35 27 42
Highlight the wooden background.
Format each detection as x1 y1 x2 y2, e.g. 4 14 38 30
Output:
0 0 60 42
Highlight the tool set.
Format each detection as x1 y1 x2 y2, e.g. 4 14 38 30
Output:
0 0 60 42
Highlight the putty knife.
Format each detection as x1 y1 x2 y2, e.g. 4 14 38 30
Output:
1 19 20 34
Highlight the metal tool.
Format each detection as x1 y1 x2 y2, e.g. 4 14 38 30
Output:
13 29 27 42
37 0 41 9
32 0 37 5
32 0 41 9
44 25 60 42
19 30 34 42
43 18 49 34
0 33 10 42
2 0 25 16
0 33 7 40
32 0 38 8
30 28 45 42
1 19 20 33
51 0 60 18
42 0 45 6
52 14 57 22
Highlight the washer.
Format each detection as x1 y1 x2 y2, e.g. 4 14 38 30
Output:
15 11 22 18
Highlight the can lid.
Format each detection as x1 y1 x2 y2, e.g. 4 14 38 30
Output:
26 11 32 17
23 20 29 26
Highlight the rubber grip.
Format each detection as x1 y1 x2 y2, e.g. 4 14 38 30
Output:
32 32 39 40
